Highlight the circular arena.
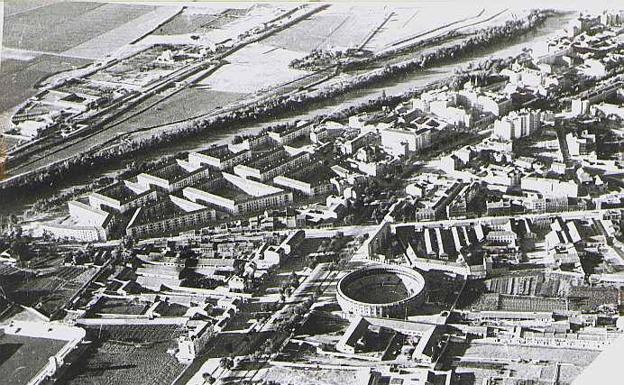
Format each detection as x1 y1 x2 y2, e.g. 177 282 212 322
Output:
336 265 426 318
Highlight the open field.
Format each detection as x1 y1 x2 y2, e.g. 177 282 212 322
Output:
154 11 219 35
447 340 600 385
152 7 235 35
362 5 491 51
3 0 64 17
462 342 600 367
61 5 184 60
0 54 92 113
60 325 186 385
3 2 156 54
112 88 246 131
200 43 310 93
264 5 383 52
263 4 515 55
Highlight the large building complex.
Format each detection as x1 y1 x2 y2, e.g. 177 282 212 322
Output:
337 265 427 319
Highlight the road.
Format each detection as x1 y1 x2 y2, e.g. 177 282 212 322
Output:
3 4 328 181
209 261 341 385
393 208 618 230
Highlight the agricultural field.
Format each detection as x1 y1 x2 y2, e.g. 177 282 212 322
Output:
111 88 246 132
365 6 517 52
62 6 184 60
0 54 92 113
0 334 66 385
364 5 484 51
3 0 63 16
139 4 290 48
264 5 384 52
199 43 310 93
262 4 515 55
152 8 234 35
3 1 156 54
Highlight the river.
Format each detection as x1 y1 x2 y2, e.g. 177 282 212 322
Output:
0 13 573 217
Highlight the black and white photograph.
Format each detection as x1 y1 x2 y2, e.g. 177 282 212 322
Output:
1 0 624 384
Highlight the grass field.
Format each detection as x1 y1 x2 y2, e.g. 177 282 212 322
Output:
3 2 156 53
0 54 92 113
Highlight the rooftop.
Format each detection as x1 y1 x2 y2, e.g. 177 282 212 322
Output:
97 182 147 202
288 163 336 186
147 162 200 183
130 198 210 226
194 180 253 202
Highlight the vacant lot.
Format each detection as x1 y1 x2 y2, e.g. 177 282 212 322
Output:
0 54 92 113
3 2 155 53
463 342 600 367
263 367 367 385
200 43 310 93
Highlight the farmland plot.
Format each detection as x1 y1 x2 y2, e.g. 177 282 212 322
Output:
153 12 221 35
4 0 85 18
365 6 513 52
364 5 483 50
61 5 183 60
0 54 92 113
152 7 237 35
264 5 384 52
3 2 155 53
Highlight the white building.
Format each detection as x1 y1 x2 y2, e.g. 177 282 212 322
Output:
521 177 579 198
492 109 542 140
183 173 293 214
380 126 432 157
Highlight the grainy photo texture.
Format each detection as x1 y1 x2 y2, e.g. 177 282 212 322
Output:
0 1 623 384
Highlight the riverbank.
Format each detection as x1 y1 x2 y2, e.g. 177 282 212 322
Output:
0 11 574 217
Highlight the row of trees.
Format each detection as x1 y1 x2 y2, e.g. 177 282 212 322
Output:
0 12 548 199
290 10 552 73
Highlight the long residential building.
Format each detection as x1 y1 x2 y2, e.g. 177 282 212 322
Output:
233 150 312 182
89 181 158 214
188 145 252 170
183 172 293 214
126 195 217 239
136 161 211 193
